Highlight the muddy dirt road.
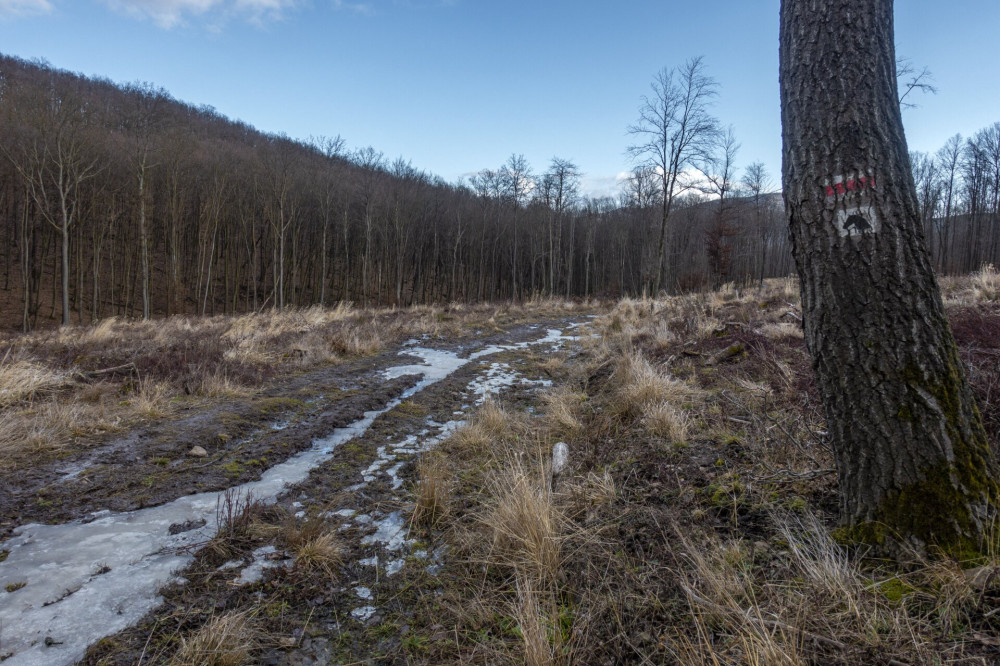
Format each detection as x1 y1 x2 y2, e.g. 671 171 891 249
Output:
0 318 586 665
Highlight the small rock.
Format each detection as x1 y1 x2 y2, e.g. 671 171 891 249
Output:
552 442 569 476
169 519 207 535
188 446 208 458
964 565 998 590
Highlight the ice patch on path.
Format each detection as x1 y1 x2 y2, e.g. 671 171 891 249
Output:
351 606 376 621
468 361 551 404
233 545 291 585
0 325 580 666
360 511 408 551
330 508 356 518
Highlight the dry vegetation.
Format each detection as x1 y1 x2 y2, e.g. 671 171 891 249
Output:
396 275 1000 665
0 299 589 470
169 610 258 666
14 276 1000 665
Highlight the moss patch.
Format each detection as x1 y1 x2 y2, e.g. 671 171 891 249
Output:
254 397 306 416
842 458 998 562
876 578 915 604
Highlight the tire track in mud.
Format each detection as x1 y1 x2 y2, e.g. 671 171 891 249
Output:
0 355 414 539
0 321 583 666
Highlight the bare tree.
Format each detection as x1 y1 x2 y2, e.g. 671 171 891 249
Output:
539 157 580 296
896 57 938 110
702 126 740 287
501 154 533 298
621 165 660 210
123 82 169 320
741 161 774 286
310 134 346 306
628 57 719 294
2 78 101 325
781 0 998 556
935 134 962 272
353 145 384 306
910 151 942 261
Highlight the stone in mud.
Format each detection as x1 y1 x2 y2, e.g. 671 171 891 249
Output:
188 446 208 457
552 441 569 476
168 519 207 535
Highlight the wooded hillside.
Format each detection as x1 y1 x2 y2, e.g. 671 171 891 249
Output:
0 55 995 329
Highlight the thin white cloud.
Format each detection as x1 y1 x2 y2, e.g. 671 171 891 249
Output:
101 0 300 29
582 172 629 199
0 0 53 18
102 0 220 28
234 0 299 24
331 0 374 16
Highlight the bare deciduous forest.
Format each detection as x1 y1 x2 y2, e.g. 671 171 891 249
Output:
2 53 994 330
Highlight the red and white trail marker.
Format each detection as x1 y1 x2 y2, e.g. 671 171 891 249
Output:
824 173 880 238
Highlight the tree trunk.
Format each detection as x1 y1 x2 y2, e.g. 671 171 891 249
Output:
60 217 70 327
138 162 150 320
20 188 32 332
780 0 998 557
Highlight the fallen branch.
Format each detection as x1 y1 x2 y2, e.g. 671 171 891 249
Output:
780 307 802 322
74 362 139 381
753 468 836 484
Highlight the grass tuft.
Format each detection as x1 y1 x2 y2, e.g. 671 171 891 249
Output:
412 453 450 528
0 357 72 407
292 531 343 578
170 611 256 666
480 452 562 586
642 400 690 442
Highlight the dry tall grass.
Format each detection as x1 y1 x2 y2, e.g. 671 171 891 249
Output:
421 393 585 665
411 453 450 528
170 611 257 666
663 507 1000 664
540 387 585 438
940 264 1000 305
0 356 72 407
642 400 690 441
610 351 701 445
480 452 563 586
292 531 343 578
398 280 1000 665
449 398 527 453
511 574 566 666
0 300 597 467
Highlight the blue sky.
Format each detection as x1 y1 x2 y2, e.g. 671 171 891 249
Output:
0 0 997 197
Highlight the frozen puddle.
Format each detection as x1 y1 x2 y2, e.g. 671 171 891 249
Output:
470 361 551 404
225 545 292 585
344 338 561 620
0 326 576 666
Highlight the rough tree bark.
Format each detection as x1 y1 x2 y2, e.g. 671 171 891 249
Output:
780 0 999 557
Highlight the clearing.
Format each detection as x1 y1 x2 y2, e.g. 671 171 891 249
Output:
1 275 999 665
